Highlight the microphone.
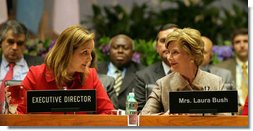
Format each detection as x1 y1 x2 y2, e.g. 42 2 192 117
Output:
203 86 210 91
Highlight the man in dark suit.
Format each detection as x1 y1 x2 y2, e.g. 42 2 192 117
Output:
89 50 118 109
97 34 145 110
0 20 43 113
133 23 178 111
200 36 234 89
216 28 248 113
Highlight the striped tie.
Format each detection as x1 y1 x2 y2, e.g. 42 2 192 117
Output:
114 70 123 96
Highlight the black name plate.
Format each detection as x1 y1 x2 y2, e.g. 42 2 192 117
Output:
169 91 238 113
27 89 96 113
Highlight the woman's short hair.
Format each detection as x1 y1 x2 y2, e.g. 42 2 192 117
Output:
44 25 94 87
165 28 204 66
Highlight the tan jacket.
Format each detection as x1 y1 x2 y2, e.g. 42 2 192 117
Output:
141 69 224 115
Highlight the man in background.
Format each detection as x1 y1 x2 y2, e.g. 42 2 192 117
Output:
200 36 233 89
0 20 43 113
217 28 248 114
133 23 178 111
89 50 118 109
97 34 145 110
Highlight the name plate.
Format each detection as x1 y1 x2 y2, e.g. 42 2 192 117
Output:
169 91 238 113
27 89 96 113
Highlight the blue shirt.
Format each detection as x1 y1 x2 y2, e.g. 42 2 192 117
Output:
107 62 126 79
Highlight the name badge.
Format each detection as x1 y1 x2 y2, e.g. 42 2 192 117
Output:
169 91 238 113
27 89 96 113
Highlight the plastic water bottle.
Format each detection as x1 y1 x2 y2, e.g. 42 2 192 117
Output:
126 92 138 126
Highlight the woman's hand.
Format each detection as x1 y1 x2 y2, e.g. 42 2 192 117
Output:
4 86 18 114
5 86 11 104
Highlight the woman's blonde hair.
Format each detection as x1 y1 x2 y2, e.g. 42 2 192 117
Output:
44 25 94 88
165 28 204 66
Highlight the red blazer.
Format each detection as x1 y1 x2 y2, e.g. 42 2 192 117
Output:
17 64 114 114
242 96 248 115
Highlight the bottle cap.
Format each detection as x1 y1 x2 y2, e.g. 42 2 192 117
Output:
129 92 135 97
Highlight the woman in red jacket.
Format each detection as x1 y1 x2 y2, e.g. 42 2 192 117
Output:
7 25 114 114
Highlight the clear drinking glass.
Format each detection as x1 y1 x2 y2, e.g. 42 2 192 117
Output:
7 85 25 104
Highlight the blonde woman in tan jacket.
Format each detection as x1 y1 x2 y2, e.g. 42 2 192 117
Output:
141 28 224 115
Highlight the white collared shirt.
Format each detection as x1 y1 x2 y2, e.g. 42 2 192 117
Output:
0 55 29 81
162 61 170 75
107 62 126 79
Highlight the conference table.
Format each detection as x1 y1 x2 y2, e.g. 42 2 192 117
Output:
0 114 248 127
